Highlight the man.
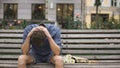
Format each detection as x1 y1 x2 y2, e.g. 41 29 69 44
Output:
18 24 63 68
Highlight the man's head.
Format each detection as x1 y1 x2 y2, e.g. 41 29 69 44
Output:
31 30 46 46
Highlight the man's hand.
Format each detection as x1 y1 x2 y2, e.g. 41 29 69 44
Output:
27 27 39 38
27 26 52 39
37 26 52 39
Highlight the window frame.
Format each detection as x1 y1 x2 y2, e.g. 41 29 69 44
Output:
31 4 46 20
56 3 74 29
3 3 18 20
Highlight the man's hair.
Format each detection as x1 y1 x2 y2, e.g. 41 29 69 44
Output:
31 30 46 46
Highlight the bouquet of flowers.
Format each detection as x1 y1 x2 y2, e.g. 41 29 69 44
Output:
62 54 97 64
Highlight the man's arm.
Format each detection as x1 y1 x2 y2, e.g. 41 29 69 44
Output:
21 27 39 55
21 36 31 55
48 36 61 55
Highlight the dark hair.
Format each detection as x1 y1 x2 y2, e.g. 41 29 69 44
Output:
31 30 46 46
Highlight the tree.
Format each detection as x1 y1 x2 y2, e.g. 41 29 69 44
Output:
94 0 101 29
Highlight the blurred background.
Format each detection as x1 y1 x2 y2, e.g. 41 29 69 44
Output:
0 0 120 29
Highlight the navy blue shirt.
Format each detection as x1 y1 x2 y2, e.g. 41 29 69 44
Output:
23 24 62 56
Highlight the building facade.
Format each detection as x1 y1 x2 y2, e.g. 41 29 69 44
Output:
0 0 120 29
0 0 83 28
85 0 120 28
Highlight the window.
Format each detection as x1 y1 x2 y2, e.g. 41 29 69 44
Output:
111 0 117 6
91 14 109 28
57 4 74 28
4 3 18 19
32 4 45 20
91 14 109 22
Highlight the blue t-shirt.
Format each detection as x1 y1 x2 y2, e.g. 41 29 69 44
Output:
23 24 62 56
